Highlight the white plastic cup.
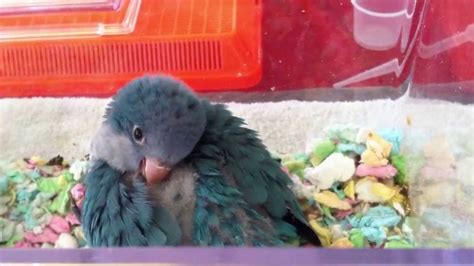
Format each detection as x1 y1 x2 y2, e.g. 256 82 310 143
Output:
352 0 416 51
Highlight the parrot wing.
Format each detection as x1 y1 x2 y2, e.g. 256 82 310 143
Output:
82 159 181 247
189 102 309 246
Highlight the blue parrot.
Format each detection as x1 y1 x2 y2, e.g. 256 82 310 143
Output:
81 75 320 247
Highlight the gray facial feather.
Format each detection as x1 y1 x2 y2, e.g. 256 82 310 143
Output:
90 123 140 172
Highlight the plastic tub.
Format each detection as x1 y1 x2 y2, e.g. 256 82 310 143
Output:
0 0 262 97
0 0 120 14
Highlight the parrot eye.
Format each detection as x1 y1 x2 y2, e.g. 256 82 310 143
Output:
133 126 145 144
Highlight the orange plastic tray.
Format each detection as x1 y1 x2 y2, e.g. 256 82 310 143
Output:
0 0 262 97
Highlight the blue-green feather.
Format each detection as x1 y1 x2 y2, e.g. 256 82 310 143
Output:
82 160 181 247
190 102 309 246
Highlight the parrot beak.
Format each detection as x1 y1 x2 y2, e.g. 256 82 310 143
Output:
140 158 171 185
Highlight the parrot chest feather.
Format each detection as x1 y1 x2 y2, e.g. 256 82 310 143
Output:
152 163 197 244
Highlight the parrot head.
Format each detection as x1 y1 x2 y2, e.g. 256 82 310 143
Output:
90 75 207 185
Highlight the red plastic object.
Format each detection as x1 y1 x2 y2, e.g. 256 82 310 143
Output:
0 0 121 15
0 0 262 97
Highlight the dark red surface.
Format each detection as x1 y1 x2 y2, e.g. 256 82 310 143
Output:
248 0 474 101
247 0 426 92
412 0 474 96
